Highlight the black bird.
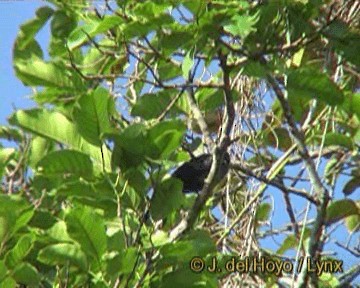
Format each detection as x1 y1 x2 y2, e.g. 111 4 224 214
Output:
172 152 230 193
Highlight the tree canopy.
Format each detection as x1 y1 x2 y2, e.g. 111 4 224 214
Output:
1 0 359 287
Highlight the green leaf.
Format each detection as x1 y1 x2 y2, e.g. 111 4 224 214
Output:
148 120 186 159
195 88 224 111
28 210 57 229
0 277 16 288
0 126 23 142
119 247 138 274
106 247 138 277
324 133 353 149
287 91 311 122
255 203 272 222
12 263 40 286
4 234 35 269
65 206 107 266
14 57 85 90
51 10 77 38
326 199 360 225
122 168 148 196
37 150 94 178
224 12 259 38
160 31 194 55
0 148 16 179
158 60 182 81
324 157 341 185
131 90 184 120
123 14 173 40
288 67 344 106
151 230 170 247
115 123 152 157
277 229 310 255
343 177 360 196
160 267 218 288
264 128 292 151
38 243 88 271
161 230 216 261
323 20 360 67
13 209 35 239
9 109 111 169
57 181 118 213
73 87 114 146
46 221 73 242
341 93 360 119
345 214 360 232
14 6 53 51
242 61 268 78
67 15 123 50
133 2 170 17
319 272 340 287
182 51 194 79
28 136 53 168
150 178 184 221
0 195 32 241
0 259 7 281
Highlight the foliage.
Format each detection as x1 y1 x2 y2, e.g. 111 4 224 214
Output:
1 0 359 287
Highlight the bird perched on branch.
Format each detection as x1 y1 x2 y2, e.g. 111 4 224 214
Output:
172 152 230 193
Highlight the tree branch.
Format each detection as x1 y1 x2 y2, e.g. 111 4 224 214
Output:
264 66 330 287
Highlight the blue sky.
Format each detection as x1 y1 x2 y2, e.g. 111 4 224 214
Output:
0 1 44 126
0 1 358 283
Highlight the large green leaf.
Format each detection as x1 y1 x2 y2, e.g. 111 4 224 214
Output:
323 20 360 67
0 148 16 180
12 263 40 286
148 120 186 159
38 243 88 271
9 109 111 169
326 199 360 225
343 177 360 196
324 133 354 149
150 178 184 221
73 87 114 146
16 6 53 49
0 195 33 242
4 234 35 270
115 123 153 157
0 126 23 142
14 57 84 90
345 214 360 233
49 10 77 57
67 15 123 50
160 267 218 288
288 67 344 106
51 10 77 38
65 206 107 267
341 92 360 119
182 51 194 79
36 150 94 178
277 229 311 255
28 136 53 168
131 90 184 120
160 230 217 261
224 12 259 38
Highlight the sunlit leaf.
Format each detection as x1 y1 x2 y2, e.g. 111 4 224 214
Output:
326 199 360 225
224 12 259 38
73 87 114 146
37 150 94 178
9 109 111 169
38 243 88 271
65 206 107 266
